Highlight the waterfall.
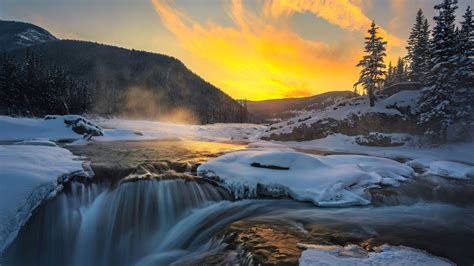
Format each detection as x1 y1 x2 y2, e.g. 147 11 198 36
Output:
4 178 260 266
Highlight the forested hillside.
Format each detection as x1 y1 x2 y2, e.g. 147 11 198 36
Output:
5 40 248 123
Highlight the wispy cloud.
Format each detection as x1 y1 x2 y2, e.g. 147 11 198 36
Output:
267 0 402 46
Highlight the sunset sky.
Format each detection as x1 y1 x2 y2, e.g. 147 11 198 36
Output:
1 0 472 100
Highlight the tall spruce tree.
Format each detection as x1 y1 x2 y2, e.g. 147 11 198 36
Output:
453 6 474 139
456 6 473 89
355 21 387 107
406 9 431 82
418 0 459 143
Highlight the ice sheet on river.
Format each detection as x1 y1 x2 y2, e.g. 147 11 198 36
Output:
198 150 414 207
0 145 87 253
299 244 452 266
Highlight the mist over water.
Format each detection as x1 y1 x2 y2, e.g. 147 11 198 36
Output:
122 87 199 124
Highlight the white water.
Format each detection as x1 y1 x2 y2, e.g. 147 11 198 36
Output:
4 179 260 265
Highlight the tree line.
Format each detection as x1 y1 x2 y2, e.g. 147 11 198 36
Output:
0 51 91 116
354 0 473 143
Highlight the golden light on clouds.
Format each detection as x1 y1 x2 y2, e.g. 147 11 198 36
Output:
152 0 401 100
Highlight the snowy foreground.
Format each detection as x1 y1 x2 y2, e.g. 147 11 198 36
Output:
298 244 451 266
0 114 472 264
0 144 89 253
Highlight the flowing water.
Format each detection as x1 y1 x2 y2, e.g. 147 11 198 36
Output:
3 140 474 265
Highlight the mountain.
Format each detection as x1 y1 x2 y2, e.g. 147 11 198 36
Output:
0 20 57 51
246 91 357 123
6 38 247 124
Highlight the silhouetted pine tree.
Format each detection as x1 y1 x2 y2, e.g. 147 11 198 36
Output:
384 61 395 87
355 21 387 107
419 0 459 143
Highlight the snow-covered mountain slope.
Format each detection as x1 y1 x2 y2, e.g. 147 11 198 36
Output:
246 91 356 123
0 20 57 51
262 90 421 142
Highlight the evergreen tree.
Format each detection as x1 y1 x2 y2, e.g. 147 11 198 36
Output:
394 57 408 83
0 55 21 115
384 61 395 87
0 52 92 116
418 0 459 143
406 9 431 82
354 21 387 107
456 6 474 89
453 6 474 139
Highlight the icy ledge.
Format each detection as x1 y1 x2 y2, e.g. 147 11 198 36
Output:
0 145 91 254
197 150 414 207
298 244 452 266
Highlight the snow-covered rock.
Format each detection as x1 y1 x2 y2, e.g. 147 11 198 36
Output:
0 145 89 253
197 150 414 207
298 244 452 266
44 115 103 137
407 159 474 179
355 132 413 147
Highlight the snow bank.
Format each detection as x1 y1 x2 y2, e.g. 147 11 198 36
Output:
0 115 102 142
298 244 452 266
276 133 474 165
197 150 413 207
0 145 88 253
0 115 265 144
96 118 265 143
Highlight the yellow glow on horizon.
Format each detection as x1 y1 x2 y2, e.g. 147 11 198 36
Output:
152 0 401 101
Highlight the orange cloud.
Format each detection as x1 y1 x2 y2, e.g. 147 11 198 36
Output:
151 0 395 100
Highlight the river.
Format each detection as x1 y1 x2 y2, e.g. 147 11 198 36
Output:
3 140 474 265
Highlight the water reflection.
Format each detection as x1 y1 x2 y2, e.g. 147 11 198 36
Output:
66 140 247 165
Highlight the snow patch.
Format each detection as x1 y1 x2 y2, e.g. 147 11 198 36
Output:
298 244 452 266
197 150 413 207
13 138 57 147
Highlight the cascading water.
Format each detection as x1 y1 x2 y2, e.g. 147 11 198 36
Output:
3 144 474 265
3 177 263 266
